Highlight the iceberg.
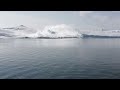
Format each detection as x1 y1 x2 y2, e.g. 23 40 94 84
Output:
2 24 120 39
36 24 81 38
0 24 82 39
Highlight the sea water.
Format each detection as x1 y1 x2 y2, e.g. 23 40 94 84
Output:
0 38 120 79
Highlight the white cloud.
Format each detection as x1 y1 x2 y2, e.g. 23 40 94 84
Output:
79 11 93 16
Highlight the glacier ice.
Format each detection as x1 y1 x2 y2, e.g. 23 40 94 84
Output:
36 24 81 38
0 24 82 39
1 24 120 39
81 30 120 38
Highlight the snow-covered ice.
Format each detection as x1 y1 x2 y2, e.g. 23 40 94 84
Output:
0 24 82 39
1 24 120 39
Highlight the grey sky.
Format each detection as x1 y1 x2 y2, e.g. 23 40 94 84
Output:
0 11 120 30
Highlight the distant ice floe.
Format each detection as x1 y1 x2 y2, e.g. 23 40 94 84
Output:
81 30 120 38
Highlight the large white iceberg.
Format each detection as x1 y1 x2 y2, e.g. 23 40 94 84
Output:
0 24 82 39
37 24 81 38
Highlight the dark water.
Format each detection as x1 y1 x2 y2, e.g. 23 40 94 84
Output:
0 38 120 79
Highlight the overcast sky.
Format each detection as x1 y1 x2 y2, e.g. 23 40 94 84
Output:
0 11 120 30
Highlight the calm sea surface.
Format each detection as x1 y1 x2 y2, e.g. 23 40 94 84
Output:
0 38 120 79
